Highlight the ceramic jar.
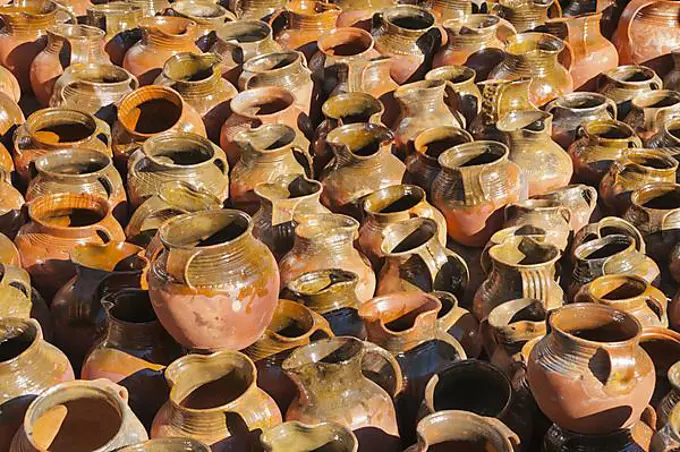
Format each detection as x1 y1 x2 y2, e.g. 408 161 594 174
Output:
321 123 405 218
261 421 358 452
0 63 20 103
0 232 21 266
665 49 680 90
81 289 183 429
117 439 211 452
497 110 572 196
481 225 548 275
534 184 598 232
30 24 110 106
0 168 24 239
282 337 402 451
378 218 469 299
372 5 441 85
334 0 396 29
431 140 523 247
155 52 237 144
49 63 138 126
648 116 680 148
10 379 147 452
123 16 201 86
0 264 51 337
433 14 516 81
544 417 656 452
151 350 281 448
504 199 572 251
86 3 143 66
640 327 680 408
163 0 236 45
495 0 558 32
431 290 481 359
568 119 642 185
425 65 481 126
13 107 112 184
598 65 663 119
488 32 573 106
229 0 285 19
128 0 171 17
0 92 23 172
127 132 229 209
0 318 74 451
658 361 680 428
270 0 341 60
544 92 617 149
148 209 279 351
528 303 655 434
279 214 375 303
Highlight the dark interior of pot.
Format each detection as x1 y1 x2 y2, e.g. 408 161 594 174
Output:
220 20 269 43
0 321 34 362
32 195 107 228
108 290 157 324
555 305 639 343
179 367 251 409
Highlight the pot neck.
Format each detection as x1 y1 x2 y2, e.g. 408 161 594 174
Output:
287 5 340 32
45 28 106 64
395 81 449 117
1 9 56 37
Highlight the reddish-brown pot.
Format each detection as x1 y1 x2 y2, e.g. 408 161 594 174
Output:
270 0 341 60
86 2 143 66
335 0 397 30
597 65 662 119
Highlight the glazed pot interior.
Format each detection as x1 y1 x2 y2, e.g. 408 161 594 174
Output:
363 293 440 333
575 235 631 260
35 149 110 176
586 121 634 140
70 241 146 272
327 123 393 157
269 301 316 339
555 93 608 110
237 124 296 151
607 65 656 83
106 289 157 324
439 142 506 169
145 134 215 166
65 64 132 85
432 291 457 319
232 88 295 117
426 66 475 84
140 16 194 35
172 1 225 18
634 185 680 210
488 298 547 329
0 319 36 362
364 185 424 215
219 20 270 43
551 304 640 343
627 151 676 170
415 127 471 160
244 51 299 74
285 337 361 368
384 6 435 30
164 54 217 82
29 110 97 145
261 421 356 452
318 28 373 56
633 91 680 109
255 175 321 201
490 237 559 266
381 218 437 255
587 276 647 301
295 214 358 240
417 411 506 451
504 32 562 55
30 194 108 229
322 93 382 122
287 269 356 295
162 211 249 249
119 87 183 135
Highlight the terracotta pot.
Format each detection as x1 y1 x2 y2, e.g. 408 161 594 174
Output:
334 0 396 30
10 378 146 451
123 16 201 86
112 85 207 170
30 24 109 106
534 184 598 232
358 184 446 269
155 52 237 144
665 49 680 90
116 438 211 452
404 410 520 452
0 318 74 451
0 263 51 336
431 290 481 359
220 86 310 168
229 0 285 19
598 65 663 119
26 148 127 225
230 124 310 214
282 336 402 451
407 126 473 193
639 327 680 410
163 0 236 45
528 303 655 434
545 12 618 90
481 225 548 275
127 131 228 210
497 110 572 196
282 268 367 339
128 0 171 17
321 123 405 218
151 350 281 449
15 193 125 300
279 213 375 303
425 65 481 126
261 421 358 452
570 216 646 260
433 14 516 81
81 289 182 429
0 232 21 266
252 175 329 260
567 119 641 185
372 5 441 85
431 140 523 247
488 32 573 106
0 91 23 173
658 361 680 429
49 63 139 126
504 198 572 251
0 168 25 239
86 3 143 66
544 92 617 149
495 0 560 32
13 107 112 184
377 218 469 300
242 299 333 413
544 414 655 452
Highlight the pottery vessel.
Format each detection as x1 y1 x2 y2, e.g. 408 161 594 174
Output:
504 199 572 251
0 91 23 172
534 184 598 232
431 290 481 359
0 232 21 266
598 65 663 119
544 91 617 149
270 0 341 60
481 225 549 275
639 327 680 409
0 264 51 337
648 116 680 149
495 0 559 32
425 65 481 126
334 0 396 29
86 3 143 66
624 89 680 141
116 439 211 452
544 416 656 452
0 65 21 103
0 168 24 239
653 402 680 451
164 0 236 46
665 49 680 90
128 0 171 17
658 361 680 429
261 421 358 452
228 0 285 19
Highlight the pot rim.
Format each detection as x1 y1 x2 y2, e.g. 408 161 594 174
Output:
159 209 252 252
630 182 680 211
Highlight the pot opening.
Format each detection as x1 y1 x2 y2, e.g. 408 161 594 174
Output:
174 1 224 18
440 142 506 168
416 128 471 159
235 89 294 117
219 20 269 43
365 185 423 215
611 66 655 82
383 299 439 333
426 66 475 85
640 188 680 209
245 51 299 73
636 92 680 108
630 153 675 170
71 65 131 85
178 356 253 410
668 121 680 140
555 305 639 343
590 124 632 140
148 135 214 166
578 237 629 260
558 93 605 109
119 88 182 135
142 16 193 35
0 321 35 362
596 277 646 301
288 269 355 295
32 195 107 228
38 150 109 176
510 301 547 323
165 56 215 82
322 93 382 123
506 33 562 54
388 10 434 30
107 290 157 324
492 237 558 265
51 23 104 39
269 304 314 338
31 111 96 145
318 338 361 364
319 28 372 56
432 291 456 318
383 218 437 254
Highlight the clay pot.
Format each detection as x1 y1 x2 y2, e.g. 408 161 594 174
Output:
543 415 656 452
431 290 482 359
0 91 23 173
0 232 21 266
431 140 523 247
252 175 329 260
261 421 358 452
545 13 618 90
639 327 680 409
0 168 24 239
116 439 211 452
86 3 143 66
334 0 396 30
155 52 237 144
81 289 182 429
495 0 559 32
488 32 573 106
163 0 236 45
624 90 680 142
665 49 680 90
127 131 229 210
544 92 618 149
230 124 310 214
112 85 207 170
567 119 641 185
0 264 51 337
15 193 125 300
128 0 171 17
404 410 520 452
13 107 112 184
598 65 663 119
10 378 147 451
358 184 446 269
528 303 655 434
220 86 310 168
658 361 680 428
283 268 367 339
377 218 469 299
49 63 139 126
279 213 375 303
407 126 473 193
282 336 402 451
229 0 285 19
534 184 598 232
497 110 572 196
504 199 572 251
372 5 441 85
481 225 549 275
653 403 680 451
425 65 481 126
433 14 516 81
270 0 341 60
123 16 201 86
0 318 74 451
242 299 333 413
648 116 680 148
321 123 405 218
30 24 110 106
26 148 127 225
151 350 282 449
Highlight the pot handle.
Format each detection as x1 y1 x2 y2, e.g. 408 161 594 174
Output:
93 225 115 244
361 341 403 398
613 0 658 63
495 17 517 42
581 185 599 211
94 117 112 148
644 286 668 323
92 378 129 403
213 151 229 176
641 404 657 430
604 97 618 119
54 1 78 24
597 344 637 394
485 417 521 449
165 247 200 290
0 264 31 299
267 8 288 36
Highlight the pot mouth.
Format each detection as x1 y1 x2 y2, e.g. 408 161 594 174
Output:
48 23 105 39
326 123 394 158
363 184 425 216
286 268 357 296
381 217 438 255
504 32 563 55
487 297 548 329
143 132 217 168
0 317 39 365
26 108 98 147
552 92 611 110
0 0 59 16
443 13 500 32
425 65 476 85
160 209 251 251
294 213 358 240
489 236 560 267
574 234 633 261
156 180 222 212
254 174 321 201
235 123 297 153
383 5 435 31
28 193 111 230
317 27 374 56
359 292 441 334
632 89 680 109
171 0 228 18
118 86 183 137
509 198 562 212
242 50 302 75
549 303 641 345
87 2 142 15
585 274 648 301
321 92 383 122
139 16 196 36
496 110 550 133
605 65 659 84
668 360 680 391
438 140 508 170
34 148 111 178
584 119 636 140
395 79 446 98
267 299 317 341
103 289 158 325
282 336 362 370
626 149 678 171
414 126 472 161
63 63 135 85
416 410 512 448
664 117 680 141
260 421 357 452
116 438 211 452
162 52 219 83
431 291 457 318
218 19 271 43
230 86 296 118
631 183 680 211
70 241 146 272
